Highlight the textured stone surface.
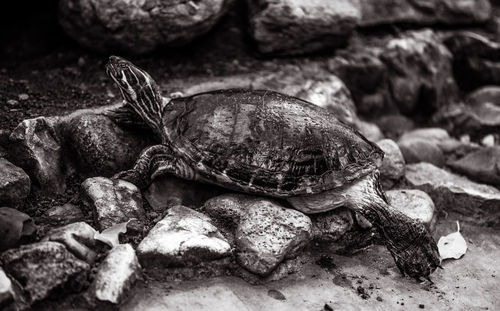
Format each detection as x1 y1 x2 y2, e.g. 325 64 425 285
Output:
376 139 405 189
310 207 354 242
236 200 312 275
444 32 500 91
404 163 500 227
380 30 457 116
386 189 436 231
137 205 231 267
42 222 98 264
59 0 230 54
359 0 491 27
8 117 66 193
82 177 145 231
247 0 360 55
0 158 30 205
397 128 449 167
0 207 36 252
64 114 154 177
44 203 84 226
0 241 89 304
448 147 500 186
0 267 14 308
89 244 140 305
203 193 261 228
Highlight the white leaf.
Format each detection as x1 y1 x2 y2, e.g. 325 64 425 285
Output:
94 219 133 248
438 221 467 260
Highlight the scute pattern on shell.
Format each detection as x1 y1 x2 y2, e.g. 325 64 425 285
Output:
162 89 384 197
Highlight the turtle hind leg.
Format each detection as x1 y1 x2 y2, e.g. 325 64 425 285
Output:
343 172 440 280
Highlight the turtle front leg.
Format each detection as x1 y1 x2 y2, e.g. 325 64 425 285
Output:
113 144 173 189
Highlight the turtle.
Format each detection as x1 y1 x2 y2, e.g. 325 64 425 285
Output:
105 55 440 280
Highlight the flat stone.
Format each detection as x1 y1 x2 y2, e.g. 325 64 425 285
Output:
397 128 449 167
82 177 145 231
404 162 500 226
89 244 140 305
44 203 84 225
137 205 231 268
359 0 491 27
386 189 436 231
448 147 500 186
380 30 457 116
0 241 89 304
247 0 360 55
0 158 30 205
310 207 354 242
58 0 230 54
0 207 36 252
42 222 98 264
64 114 155 177
235 199 312 275
0 267 14 308
8 117 66 193
376 139 405 189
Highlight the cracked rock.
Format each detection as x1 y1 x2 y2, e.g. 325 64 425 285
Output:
137 205 231 268
82 177 145 231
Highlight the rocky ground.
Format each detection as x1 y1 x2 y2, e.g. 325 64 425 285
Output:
1 0 500 310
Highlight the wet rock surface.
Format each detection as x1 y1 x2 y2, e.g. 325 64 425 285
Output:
0 241 89 304
235 199 312 275
405 162 500 226
0 158 30 205
247 0 360 55
88 244 140 305
58 0 231 54
137 205 231 268
82 177 145 231
386 189 436 231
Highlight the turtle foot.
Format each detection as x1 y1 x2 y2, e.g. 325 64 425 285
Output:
389 227 441 281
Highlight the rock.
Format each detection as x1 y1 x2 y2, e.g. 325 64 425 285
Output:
310 207 354 242
0 267 14 308
376 139 405 189
203 194 260 229
44 203 84 225
448 147 500 186
404 162 500 227
0 158 30 205
64 114 155 177
386 189 436 231
58 0 230 54
465 86 500 107
137 205 231 267
0 241 90 304
235 199 312 275
0 207 36 251
359 0 491 27
42 222 98 264
82 177 145 231
329 49 388 116
354 120 384 142
376 115 415 140
88 244 140 305
380 30 457 116
481 135 496 147
397 128 449 167
8 117 66 193
444 32 500 91
247 0 360 55
145 175 224 212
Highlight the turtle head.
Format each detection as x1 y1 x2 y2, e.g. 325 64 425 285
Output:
106 56 163 133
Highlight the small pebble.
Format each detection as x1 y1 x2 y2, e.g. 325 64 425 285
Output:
481 135 495 147
377 296 383 302
267 289 286 301
324 303 333 311
7 99 18 106
419 304 425 309
18 94 29 101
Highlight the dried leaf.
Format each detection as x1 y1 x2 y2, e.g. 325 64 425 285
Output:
94 219 133 248
438 221 467 260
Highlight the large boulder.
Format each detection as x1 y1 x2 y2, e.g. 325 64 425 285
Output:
0 158 30 205
404 162 500 227
359 0 491 27
58 0 231 54
137 205 231 268
247 0 360 55
0 241 89 304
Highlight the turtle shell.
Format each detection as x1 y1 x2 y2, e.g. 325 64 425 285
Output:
162 89 383 197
